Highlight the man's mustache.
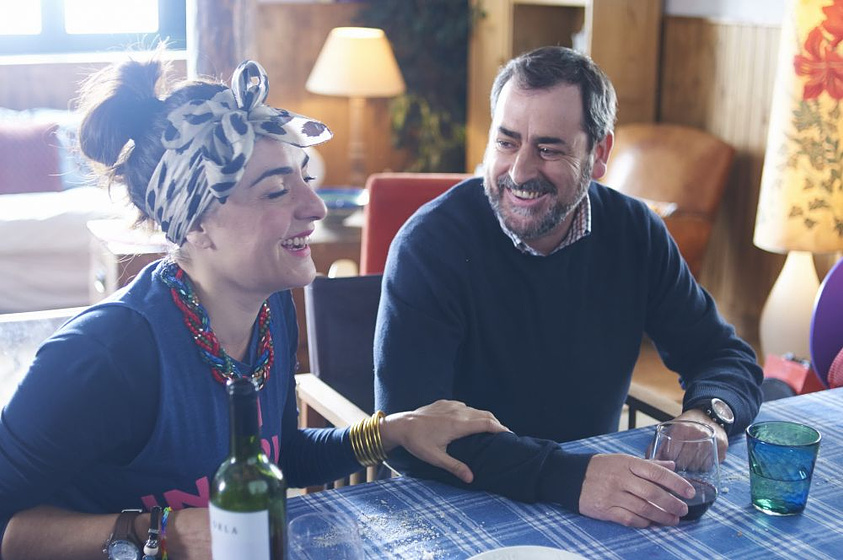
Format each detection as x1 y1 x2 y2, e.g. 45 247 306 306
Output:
496 175 556 195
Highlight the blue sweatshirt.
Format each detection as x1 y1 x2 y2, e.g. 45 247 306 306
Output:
375 178 763 511
0 260 359 546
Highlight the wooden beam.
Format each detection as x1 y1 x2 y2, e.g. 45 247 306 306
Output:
187 0 257 80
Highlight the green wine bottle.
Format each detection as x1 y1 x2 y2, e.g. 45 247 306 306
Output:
209 377 286 560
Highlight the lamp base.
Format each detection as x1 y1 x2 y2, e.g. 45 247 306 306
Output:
347 96 367 187
759 251 820 362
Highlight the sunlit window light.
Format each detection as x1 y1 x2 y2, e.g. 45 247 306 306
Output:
64 0 159 35
0 1 41 35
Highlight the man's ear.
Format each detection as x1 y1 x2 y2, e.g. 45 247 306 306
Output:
590 131 614 180
185 221 214 249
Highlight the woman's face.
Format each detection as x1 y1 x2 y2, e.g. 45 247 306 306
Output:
194 138 327 296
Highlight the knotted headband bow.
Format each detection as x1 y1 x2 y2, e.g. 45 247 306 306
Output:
145 60 332 245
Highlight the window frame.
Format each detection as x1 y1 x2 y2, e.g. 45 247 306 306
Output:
0 0 186 56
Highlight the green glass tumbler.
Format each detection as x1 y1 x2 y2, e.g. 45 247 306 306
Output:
746 421 821 515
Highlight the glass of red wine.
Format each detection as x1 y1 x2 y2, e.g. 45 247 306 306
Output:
648 420 720 521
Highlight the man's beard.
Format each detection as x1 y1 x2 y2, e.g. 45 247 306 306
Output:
485 158 593 241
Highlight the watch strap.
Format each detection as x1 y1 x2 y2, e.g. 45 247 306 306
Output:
105 509 142 557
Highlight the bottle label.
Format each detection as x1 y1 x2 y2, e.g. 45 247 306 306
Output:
209 504 271 560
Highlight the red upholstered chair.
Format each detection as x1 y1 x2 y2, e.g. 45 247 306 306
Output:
360 172 473 275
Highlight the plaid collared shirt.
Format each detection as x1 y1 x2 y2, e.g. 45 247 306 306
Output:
498 194 592 256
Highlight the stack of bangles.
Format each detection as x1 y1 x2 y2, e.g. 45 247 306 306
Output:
349 411 388 467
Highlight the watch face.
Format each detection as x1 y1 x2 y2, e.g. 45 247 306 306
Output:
712 398 734 423
108 540 140 560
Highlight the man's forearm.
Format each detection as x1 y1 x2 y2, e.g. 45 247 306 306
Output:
389 431 593 511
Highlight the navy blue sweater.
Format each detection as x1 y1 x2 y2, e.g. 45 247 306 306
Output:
375 178 763 511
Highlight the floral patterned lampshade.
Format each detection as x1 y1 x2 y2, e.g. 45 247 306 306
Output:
754 0 843 254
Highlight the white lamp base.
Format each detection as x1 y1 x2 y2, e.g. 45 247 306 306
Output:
759 251 820 362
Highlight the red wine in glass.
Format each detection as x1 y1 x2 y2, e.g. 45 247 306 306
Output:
682 479 718 521
649 421 720 522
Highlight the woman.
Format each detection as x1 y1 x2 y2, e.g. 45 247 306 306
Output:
0 56 505 560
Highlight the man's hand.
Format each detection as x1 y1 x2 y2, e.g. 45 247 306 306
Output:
673 409 728 461
579 454 694 528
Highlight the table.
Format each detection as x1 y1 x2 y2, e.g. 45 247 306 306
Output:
288 388 843 559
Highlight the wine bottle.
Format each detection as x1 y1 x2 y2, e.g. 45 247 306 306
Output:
209 377 286 560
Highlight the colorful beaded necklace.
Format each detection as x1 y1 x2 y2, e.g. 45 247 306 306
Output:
159 260 273 390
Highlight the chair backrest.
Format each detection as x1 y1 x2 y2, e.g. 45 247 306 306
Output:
602 123 735 277
303 274 383 413
0 306 82 407
810 258 843 388
360 172 473 275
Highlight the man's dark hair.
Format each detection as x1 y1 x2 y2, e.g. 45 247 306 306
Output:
490 46 617 149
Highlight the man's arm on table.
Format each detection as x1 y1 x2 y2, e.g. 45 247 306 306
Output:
642 215 763 451
374 286 692 526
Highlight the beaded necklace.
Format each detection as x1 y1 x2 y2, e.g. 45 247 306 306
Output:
159 260 273 390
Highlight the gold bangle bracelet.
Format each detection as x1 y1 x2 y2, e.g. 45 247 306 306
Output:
350 415 372 466
350 419 365 463
372 410 386 460
367 411 387 463
350 411 387 467
363 414 380 464
363 416 379 464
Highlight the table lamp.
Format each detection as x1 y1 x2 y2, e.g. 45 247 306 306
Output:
306 27 406 187
754 0 843 361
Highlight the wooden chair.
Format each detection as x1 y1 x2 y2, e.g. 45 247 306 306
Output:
360 172 472 275
603 123 736 427
296 274 386 491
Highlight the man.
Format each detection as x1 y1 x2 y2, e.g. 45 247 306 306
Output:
374 46 763 528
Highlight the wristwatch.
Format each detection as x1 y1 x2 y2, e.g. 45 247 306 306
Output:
104 509 142 560
698 397 734 432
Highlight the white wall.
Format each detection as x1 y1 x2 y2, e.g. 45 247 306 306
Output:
665 0 787 26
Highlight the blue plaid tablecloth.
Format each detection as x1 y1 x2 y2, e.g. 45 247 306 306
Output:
288 388 843 559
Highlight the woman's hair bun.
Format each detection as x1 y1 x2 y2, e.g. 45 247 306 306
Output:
77 56 167 167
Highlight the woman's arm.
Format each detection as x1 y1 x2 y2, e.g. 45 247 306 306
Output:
2 506 211 560
0 308 159 558
3 506 120 560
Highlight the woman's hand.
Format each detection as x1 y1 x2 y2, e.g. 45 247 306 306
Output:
380 400 509 484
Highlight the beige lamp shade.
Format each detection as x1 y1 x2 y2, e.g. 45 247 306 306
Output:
306 27 406 98
754 0 843 254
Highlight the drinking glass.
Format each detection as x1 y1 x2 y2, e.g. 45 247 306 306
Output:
648 420 719 521
288 511 365 560
746 421 821 515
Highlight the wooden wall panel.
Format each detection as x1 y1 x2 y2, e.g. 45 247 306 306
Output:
660 17 784 348
255 2 405 187
0 58 187 110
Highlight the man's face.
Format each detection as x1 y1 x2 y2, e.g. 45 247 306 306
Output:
483 81 611 254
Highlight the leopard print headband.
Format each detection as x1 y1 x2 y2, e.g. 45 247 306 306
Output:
144 60 332 245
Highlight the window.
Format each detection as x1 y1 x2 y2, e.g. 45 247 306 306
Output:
0 0 186 56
